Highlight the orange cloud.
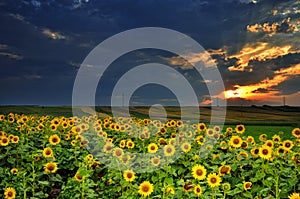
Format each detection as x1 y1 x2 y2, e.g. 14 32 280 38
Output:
227 42 298 71
224 63 300 100
247 18 297 36
42 29 66 40
200 99 212 105
165 50 223 69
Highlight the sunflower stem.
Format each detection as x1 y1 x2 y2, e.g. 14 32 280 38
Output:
274 163 279 199
31 160 36 197
212 187 216 199
23 173 27 199
81 177 85 199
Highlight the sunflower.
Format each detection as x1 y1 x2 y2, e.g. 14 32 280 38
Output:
37 123 44 130
289 193 300 199
138 181 154 197
207 129 214 137
282 140 294 151
275 147 287 156
169 138 177 145
44 162 58 173
103 143 114 153
183 181 194 192
229 136 242 148
151 157 160 166
218 165 231 176
181 142 191 153
164 144 175 157
49 135 60 146
9 135 18 144
241 141 248 149
75 172 84 182
113 148 124 158
71 126 82 134
165 186 175 194
176 120 183 127
222 183 231 191
247 136 255 144
192 164 207 180
10 168 18 175
61 121 68 129
43 148 53 158
146 143 158 154
264 140 274 148
259 134 267 142
244 182 252 190
194 185 202 196
121 155 131 165
292 128 300 138
207 173 222 188
123 170 135 182
4 187 16 199
237 151 249 161
219 141 227 150
71 140 76 146
158 138 168 145
259 145 272 160
119 140 126 148
195 135 205 145
49 124 57 131
272 134 281 142
0 136 9 146
198 123 206 131
126 140 135 149
251 148 259 157
226 127 233 133
235 124 245 134
84 154 93 162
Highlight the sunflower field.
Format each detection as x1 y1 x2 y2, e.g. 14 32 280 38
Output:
0 113 299 199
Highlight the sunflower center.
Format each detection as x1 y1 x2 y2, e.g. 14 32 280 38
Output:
245 183 251 189
254 149 259 154
221 166 228 173
106 146 112 151
115 149 122 156
142 185 150 192
48 164 54 171
167 147 172 153
8 192 13 197
196 187 201 192
210 177 217 183
238 126 243 131
196 169 203 176
127 173 132 178
233 139 240 144
46 150 51 155
151 146 155 150
262 149 268 155
76 174 83 180
241 142 247 148
267 143 272 147
184 144 189 149
285 143 291 147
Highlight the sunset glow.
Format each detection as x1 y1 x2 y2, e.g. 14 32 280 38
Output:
224 63 300 101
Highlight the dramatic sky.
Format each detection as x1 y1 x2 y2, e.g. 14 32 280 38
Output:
0 0 300 106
